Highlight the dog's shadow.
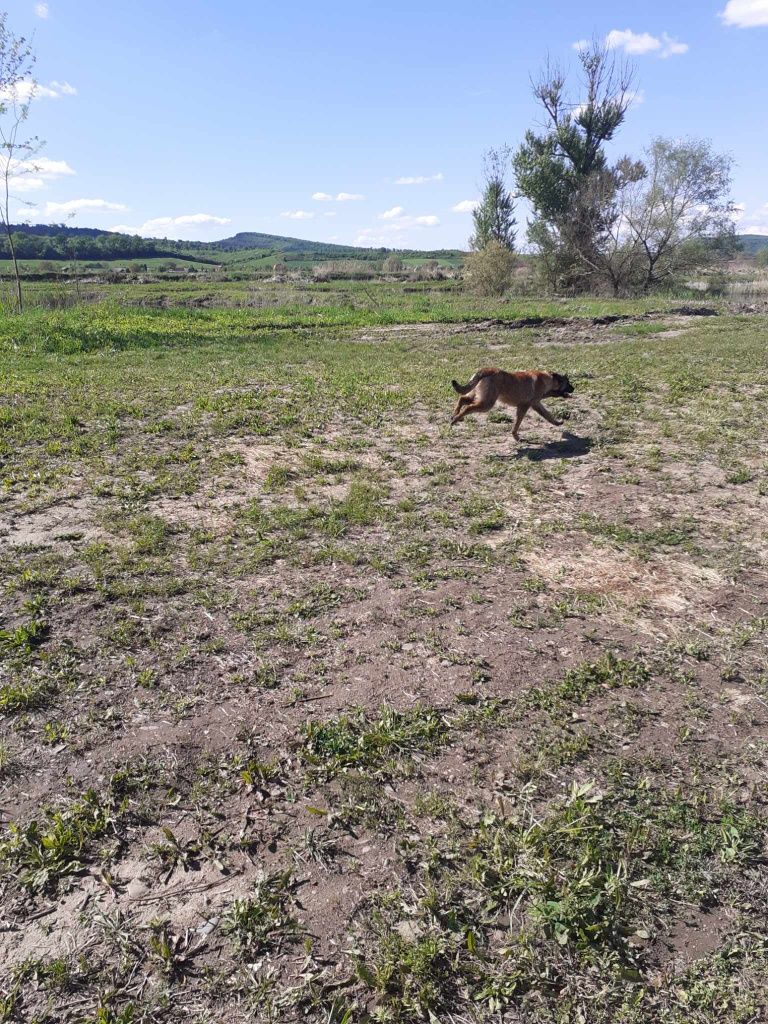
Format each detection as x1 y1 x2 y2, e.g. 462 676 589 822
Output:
489 431 593 462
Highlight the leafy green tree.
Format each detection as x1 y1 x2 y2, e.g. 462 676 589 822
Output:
470 147 516 252
624 138 736 292
755 247 768 269
513 41 636 292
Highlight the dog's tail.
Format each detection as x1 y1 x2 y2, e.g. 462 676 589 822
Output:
451 369 493 395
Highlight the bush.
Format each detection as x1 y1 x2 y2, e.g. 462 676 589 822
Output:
464 240 516 296
705 269 729 297
383 256 404 273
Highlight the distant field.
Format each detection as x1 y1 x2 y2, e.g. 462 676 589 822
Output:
0 250 465 276
0 291 766 1022
0 273 701 318
0 257 219 273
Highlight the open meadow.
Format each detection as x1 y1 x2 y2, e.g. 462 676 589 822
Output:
1 285 767 1023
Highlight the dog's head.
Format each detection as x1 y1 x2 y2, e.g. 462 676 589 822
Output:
551 373 575 398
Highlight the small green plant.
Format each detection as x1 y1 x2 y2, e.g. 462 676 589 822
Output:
0 596 48 657
89 1003 137 1024
298 705 448 777
0 678 55 713
0 779 129 891
237 757 280 789
0 740 17 779
223 870 298 954
725 465 753 485
524 652 649 712
356 931 457 1020
264 463 295 490
149 827 200 875
42 720 68 745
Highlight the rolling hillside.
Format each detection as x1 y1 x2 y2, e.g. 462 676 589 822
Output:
5 223 464 266
736 233 768 256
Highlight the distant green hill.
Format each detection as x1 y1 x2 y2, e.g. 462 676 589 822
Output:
197 231 464 263
204 232 367 255
4 223 464 265
4 223 218 263
737 234 768 256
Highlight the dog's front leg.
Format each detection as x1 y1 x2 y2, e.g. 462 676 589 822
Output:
531 400 562 427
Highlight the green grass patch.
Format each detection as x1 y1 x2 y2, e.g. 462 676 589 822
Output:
298 705 448 777
523 652 650 713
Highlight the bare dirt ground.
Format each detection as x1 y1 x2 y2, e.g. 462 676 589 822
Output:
1 308 766 1023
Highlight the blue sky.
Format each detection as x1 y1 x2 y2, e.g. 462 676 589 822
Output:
4 0 768 249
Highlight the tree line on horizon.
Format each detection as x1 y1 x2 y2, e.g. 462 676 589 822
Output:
467 42 738 296
0 227 204 263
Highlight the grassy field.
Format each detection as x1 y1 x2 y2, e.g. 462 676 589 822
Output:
0 287 767 1023
1 274 701 316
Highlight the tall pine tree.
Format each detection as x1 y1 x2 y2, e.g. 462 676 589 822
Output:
469 147 516 252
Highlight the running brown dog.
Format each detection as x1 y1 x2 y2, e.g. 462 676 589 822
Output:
451 368 574 440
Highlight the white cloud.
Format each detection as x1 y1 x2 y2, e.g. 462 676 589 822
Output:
452 199 480 213
356 211 440 244
395 173 444 185
659 33 689 56
375 207 438 228
353 229 394 246
720 1 768 27
159 213 230 227
110 213 231 237
1 155 76 193
281 210 314 220
606 28 661 54
312 190 365 202
16 157 75 177
34 3 49 18
734 202 768 234
51 80 77 95
11 178 47 193
43 198 128 216
0 79 77 103
606 28 688 58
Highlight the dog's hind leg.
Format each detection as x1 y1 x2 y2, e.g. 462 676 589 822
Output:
512 403 531 440
451 395 494 425
452 394 473 421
